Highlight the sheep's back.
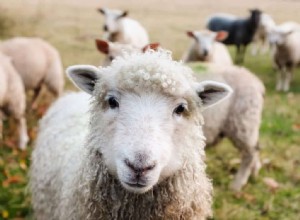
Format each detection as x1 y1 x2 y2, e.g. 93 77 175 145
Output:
207 16 236 44
0 37 51 90
30 92 90 220
119 18 149 48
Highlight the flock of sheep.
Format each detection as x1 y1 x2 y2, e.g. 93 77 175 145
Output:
1 6 299 220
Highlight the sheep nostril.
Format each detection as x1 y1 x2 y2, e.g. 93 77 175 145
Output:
103 25 108 31
124 159 156 174
125 159 135 171
145 164 156 171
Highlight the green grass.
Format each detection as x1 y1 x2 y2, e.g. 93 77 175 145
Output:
1 1 300 219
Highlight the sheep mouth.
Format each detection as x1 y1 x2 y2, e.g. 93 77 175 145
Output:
124 182 147 188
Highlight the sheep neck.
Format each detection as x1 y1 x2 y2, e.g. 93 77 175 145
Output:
77 148 212 220
245 16 259 36
275 43 293 64
108 32 120 42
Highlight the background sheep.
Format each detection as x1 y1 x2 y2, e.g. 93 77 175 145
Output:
268 27 300 91
182 30 233 65
206 9 262 64
190 62 265 191
0 37 64 108
98 8 149 48
251 13 276 55
30 51 232 219
95 39 160 66
0 53 28 150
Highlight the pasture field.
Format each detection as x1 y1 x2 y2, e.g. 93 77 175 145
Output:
0 0 300 219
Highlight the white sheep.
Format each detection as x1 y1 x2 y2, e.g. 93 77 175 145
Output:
0 37 64 108
95 39 160 66
182 30 233 65
268 27 300 92
0 52 28 150
98 8 149 48
190 62 265 191
30 50 233 219
251 13 276 55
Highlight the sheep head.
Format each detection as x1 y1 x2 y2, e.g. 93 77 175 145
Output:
95 39 160 65
67 50 232 194
186 30 228 59
98 8 128 33
268 28 294 46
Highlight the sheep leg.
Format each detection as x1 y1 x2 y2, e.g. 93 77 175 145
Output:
17 117 29 150
235 45 241 64
251 42 259 56
251 145 261 177
31 84 43 109
261 37 269 54
240 45 246 63
0 112 3 140
230 149 256 191
283 68 293 92
276 67 285 91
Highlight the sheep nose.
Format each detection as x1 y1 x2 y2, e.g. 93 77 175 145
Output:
103 25 108 31
125 159 156 177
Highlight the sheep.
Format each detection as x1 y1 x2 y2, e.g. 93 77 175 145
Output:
0 52 28 150
189 62 265 191
0 37 64 108
98 8 149 48
30 50 233 220
251 13 276 55
268 26 300 91
95 39 160 66
206 9 262 64
182 30 233 65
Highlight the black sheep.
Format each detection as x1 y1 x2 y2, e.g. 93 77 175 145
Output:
207 9 262 64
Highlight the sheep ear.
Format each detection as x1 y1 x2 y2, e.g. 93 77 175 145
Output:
195 81 232 109
66 65 101 95
283 30 293 36
142 43 160 52
118 11 128 19
98 8 105 14
187 31 195 38
95 39 109 54
215 31 228 41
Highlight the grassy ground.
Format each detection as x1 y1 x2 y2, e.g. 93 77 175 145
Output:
0 0 300 219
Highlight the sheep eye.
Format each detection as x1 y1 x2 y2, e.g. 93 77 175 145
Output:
174 104 186 115
108 97 119 109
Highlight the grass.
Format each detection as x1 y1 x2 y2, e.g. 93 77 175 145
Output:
1 0 300 219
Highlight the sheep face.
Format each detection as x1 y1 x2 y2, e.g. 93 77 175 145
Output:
187 31 228 59
67 51 232 194
98 8 127 33
95 39 161 66
249 9 262 27
95 39 138 65
268 29 292 46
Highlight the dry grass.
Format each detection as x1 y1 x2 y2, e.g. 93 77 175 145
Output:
0 0 300 219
